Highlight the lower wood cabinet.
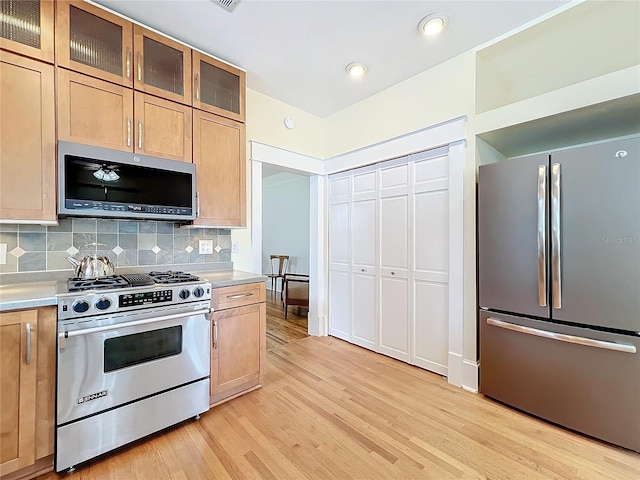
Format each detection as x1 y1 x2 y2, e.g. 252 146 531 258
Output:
0 307 56 480
210 282 266 406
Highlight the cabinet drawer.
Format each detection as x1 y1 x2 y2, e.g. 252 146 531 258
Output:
212 282 265 310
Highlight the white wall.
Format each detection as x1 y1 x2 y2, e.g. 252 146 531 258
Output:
262 171 310 283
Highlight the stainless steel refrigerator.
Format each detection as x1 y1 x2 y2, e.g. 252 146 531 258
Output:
478 135 640 452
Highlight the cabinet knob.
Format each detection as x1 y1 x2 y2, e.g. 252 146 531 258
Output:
391 271 395 275
361 268 365 272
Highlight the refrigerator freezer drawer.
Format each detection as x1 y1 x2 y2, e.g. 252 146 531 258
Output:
480 310 640 452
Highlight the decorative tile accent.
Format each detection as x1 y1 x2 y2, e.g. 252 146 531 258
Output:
112 246 124 255
185 245 194 253
66 246 79 255
214 245 222 253
151 246 161 254
10 246 25 258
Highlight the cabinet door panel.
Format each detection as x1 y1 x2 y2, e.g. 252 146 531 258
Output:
210 297 265 406
413 281 448 375
0 0 54 63
193 111 245 226
352 273 376 350
329 269 350 341
379 276 409 362
57 69 133 151
134 26 191 105
134 93 192 162
193 51 245 122
0 310 38 476
0 53 55 222
56 1 133 86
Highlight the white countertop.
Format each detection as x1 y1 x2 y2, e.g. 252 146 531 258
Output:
0 270 266 312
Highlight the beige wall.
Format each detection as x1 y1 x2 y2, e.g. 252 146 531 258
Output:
324 52 475 158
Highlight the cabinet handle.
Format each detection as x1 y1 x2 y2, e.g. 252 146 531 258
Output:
126 117 131 147
126 47 131 78
137 51 142 81
196 192 200 217
138 121 143 149
227 293 253 300
213 319 218 349
195 73 200 101
25 323 32 365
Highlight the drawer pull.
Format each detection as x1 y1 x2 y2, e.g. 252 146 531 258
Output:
487 318 636 354
25 323 32 365
227 293 254 300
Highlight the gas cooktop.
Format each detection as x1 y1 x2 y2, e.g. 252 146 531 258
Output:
66 270 203 292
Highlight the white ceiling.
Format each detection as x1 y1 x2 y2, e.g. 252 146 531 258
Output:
96 0 570 118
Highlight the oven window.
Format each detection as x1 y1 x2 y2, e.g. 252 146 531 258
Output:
104 326 182 373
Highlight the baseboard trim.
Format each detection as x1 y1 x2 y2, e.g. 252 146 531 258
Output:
462 359 479 393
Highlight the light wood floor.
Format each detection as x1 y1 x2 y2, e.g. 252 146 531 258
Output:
265 290 308 350
38 335 639 479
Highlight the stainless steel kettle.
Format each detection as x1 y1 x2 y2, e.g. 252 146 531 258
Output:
66 243 116 278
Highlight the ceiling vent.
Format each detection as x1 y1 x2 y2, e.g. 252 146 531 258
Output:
211 0 241 13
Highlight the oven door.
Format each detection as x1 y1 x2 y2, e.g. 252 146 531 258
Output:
57 304 210 425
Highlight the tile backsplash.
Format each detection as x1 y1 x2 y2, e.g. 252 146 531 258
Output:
0 219 231 274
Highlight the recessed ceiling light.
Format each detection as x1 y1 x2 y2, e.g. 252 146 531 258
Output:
346 62 367 77
418 14 447 36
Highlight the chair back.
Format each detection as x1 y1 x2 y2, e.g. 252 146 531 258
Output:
270 255 289 276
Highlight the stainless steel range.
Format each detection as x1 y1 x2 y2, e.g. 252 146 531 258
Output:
55 271 212 472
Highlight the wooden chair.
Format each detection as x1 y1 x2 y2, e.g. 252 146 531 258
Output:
283 273 309 319
265 255 289 299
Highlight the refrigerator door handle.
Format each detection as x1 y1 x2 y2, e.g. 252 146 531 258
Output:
551 163 562 309
537 165 547 307
487 318 636 354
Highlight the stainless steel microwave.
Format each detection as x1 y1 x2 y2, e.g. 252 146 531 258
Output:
58 141 196 222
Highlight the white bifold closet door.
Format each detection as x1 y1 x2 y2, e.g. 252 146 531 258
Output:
328 147 449 377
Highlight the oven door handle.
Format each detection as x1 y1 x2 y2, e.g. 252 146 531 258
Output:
58 308 211 347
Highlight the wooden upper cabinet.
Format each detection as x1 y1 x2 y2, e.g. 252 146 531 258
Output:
193 51 245 122
57 68 134 152
0 52 56 222
133 26 191 105
193 110 246 227
56 0 133 87
0 0 54 63
0 310 38 477
134 92 192 162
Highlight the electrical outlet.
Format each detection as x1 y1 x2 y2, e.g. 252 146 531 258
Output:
198 239 214 255
0 244 6 265
231 240 239 253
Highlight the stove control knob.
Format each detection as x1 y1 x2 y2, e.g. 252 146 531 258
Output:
193 287 204 298
95 297 111 310
179 289 190 300
72 300 90 314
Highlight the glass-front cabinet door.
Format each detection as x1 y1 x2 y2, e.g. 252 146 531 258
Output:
0 0 54 63
56 0 133 87
133 25 191 105
193 51 245 122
